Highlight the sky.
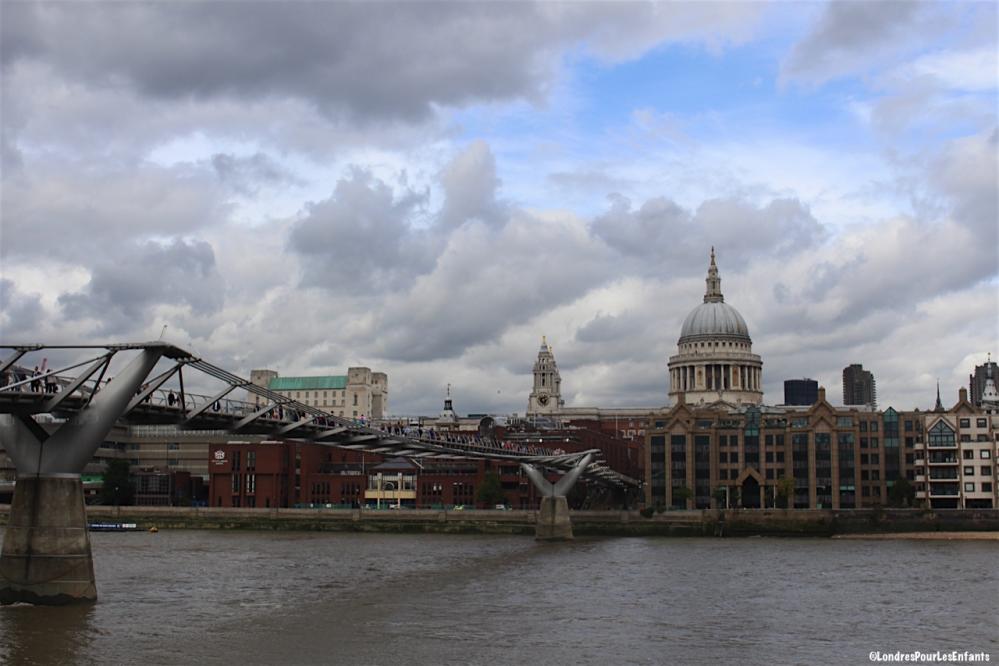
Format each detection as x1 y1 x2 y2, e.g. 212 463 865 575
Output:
1 1 997 416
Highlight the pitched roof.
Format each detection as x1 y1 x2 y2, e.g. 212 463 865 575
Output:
268 375 348 391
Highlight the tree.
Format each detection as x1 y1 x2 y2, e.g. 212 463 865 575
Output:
888 478 916 508
99 459 135 506
775 476 795 509
672 486 693 507
712 486 728 508
475 471 505 507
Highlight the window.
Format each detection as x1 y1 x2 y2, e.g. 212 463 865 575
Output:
719 452 728 463
964 466 975 475
981 450 992 459
870 422 879 432
977 418 988 428
232 474 240 493
964 482 975 492
982 466 992 476
167 442 180 450
959 418 970 428
964 450 975 460
731 453 739 464
983 483 993 493
353 394 358 406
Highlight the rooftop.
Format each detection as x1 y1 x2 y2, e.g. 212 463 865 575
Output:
268 376 348 391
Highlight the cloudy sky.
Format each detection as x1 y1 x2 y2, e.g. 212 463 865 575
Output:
1 1 996 415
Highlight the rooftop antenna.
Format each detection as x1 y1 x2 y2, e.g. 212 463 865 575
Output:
159 324 168 341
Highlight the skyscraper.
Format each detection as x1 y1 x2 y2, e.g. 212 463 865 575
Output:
842 364 876 407
970 356 998 407
784 379 819 406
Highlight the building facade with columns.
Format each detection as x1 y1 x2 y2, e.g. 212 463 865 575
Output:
668 249 763 407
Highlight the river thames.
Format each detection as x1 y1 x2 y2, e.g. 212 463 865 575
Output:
1 530 996 665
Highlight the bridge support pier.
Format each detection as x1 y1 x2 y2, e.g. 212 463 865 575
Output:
0 347 163 605
0 475 96 605
522 452 593 542
536 495 573 541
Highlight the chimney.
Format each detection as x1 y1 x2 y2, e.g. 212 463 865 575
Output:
959 387 968 403
817 386 826 404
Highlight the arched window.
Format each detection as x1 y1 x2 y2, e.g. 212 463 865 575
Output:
928 420 955 448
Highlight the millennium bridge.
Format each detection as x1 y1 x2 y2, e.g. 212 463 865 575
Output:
0 342 640 605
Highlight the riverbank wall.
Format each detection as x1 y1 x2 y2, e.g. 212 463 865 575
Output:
2 505 999 537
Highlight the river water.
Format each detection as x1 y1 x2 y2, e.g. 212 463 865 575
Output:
0 529 996 665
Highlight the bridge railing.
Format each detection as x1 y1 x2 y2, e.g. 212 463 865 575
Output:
0 345 637 486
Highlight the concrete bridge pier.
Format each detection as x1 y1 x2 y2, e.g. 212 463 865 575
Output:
0 476 96 604
522 453 593 541
0 348 162 605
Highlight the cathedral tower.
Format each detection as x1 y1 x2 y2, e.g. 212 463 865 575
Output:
527 336 563 415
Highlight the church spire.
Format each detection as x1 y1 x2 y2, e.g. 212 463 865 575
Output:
934 380 944 412
704 246 724 303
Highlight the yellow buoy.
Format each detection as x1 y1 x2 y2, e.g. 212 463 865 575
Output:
149 526 159 533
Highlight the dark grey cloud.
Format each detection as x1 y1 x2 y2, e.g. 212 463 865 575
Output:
590 194 825 274
575 312 636 344
1 159 225 262
369 211 615 362
1 3 757 125
0 279 44 339
781 1 934 84
211 152 301 195
289 141 510 294
288 169 435 294
437 140 505 231
58 239 224 336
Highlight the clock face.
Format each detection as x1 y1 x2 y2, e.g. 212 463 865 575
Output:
538 395 549 406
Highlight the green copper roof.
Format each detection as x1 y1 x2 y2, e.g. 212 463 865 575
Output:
269 376 348 391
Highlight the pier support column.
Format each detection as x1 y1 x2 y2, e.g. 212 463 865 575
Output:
0 475 95 605
522 453 593 542
536 495 573 541
0 347 163 605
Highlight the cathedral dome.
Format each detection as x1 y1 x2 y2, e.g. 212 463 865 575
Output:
679 301 750 341
677 247 751 343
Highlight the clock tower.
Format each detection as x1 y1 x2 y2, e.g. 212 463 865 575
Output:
527 336 563 415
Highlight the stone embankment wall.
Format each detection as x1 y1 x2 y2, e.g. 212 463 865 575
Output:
0 505 997 536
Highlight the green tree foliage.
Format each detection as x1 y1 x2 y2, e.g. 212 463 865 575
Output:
888 478 916 508
672 486 693 506
475 470 505 507
99 459 135 506
775 477 795 509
